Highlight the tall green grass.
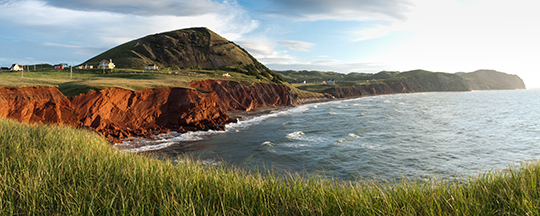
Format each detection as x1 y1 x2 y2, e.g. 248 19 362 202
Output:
1 118 539 215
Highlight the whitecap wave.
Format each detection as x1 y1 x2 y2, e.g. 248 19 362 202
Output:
283 143 309 148
261 141 274 147
333 133 360 145
116 142 176 153
117 103 321 153
286 131 326 142
286 131 305 140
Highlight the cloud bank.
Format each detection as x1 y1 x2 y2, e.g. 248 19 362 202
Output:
261 0 413 21
41 0 224 16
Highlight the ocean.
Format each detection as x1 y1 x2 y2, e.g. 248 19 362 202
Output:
115 89 540 181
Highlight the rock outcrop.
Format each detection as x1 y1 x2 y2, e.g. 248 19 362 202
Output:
0 81 293 143
70 87 229 143
0 86 77 126
190 80 293 111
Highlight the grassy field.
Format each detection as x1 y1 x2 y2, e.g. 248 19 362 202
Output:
1 117 540 215
0 69 269 97
292 81 373 94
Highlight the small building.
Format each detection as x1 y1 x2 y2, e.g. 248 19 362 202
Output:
0 67 9 71
77 64 93 69
144 64 159 70
53 64 64 70
10 64 24 71
326 79 335 85
98 59 115 69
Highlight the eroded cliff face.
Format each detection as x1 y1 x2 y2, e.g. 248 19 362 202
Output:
190 80 293 111
329 73 470 98
0 86 78 126
70 87 229 143
0 81 293 143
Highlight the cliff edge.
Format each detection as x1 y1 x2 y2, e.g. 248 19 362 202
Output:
0 80 293 143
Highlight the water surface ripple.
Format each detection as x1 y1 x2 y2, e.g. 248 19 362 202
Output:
117 89 540 181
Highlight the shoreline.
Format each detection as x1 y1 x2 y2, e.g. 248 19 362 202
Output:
226 96 337 120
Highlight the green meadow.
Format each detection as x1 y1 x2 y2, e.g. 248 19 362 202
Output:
0 69 267 97
0 69 323 98
1 118 540 215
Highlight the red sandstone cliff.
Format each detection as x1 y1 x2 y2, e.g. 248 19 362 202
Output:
70 87 229 142
0 80 293 143
190 80 293 112
0 86 78 126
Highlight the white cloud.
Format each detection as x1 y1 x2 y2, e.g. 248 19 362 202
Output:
0 0 257 63
41 0 224 16
263 0 412 22
43 42 82 48
279 40 315 52
237 40 275 56
313 59 341 64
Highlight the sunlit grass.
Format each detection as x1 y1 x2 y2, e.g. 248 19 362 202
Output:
0 69 268 97
1 118 539 215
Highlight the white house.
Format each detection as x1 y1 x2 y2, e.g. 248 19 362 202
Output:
10 64 24 71
144 64 159 70
98 59 115 69
326 79 335 85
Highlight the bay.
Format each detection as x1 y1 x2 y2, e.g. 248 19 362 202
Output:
116 89 540 181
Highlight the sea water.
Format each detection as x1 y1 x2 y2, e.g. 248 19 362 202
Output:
115 89 540 181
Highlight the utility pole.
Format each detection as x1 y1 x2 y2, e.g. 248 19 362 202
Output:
70 62 73 79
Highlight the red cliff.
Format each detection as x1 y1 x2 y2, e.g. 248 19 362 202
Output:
190 80 293 111
70 87 229 143
0 80 293 143
0 86 78 126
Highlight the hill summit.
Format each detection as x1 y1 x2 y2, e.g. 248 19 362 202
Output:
83 27 275 76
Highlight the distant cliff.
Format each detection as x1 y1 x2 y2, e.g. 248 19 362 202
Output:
328 72 472 98
457 70 526 90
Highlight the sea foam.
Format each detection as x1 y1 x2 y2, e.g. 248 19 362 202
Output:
114 103 319 153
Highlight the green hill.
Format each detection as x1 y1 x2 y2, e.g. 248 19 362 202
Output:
82 27 284 82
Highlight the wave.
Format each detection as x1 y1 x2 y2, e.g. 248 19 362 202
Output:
285 131 326 143
116 141 176 153
115 103 321 153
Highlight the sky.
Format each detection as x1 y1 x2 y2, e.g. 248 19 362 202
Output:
1 0 539 88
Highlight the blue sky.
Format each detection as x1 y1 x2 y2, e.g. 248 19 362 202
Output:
1 0 539 87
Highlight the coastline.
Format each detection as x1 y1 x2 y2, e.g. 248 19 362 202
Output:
226 96 337 120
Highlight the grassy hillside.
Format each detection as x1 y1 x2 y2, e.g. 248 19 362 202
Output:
276 69 445 84
82 27 286 83
277 70 407 93
1 117 540 215
0 69 267 97
457 70 526 90
276 69 525 93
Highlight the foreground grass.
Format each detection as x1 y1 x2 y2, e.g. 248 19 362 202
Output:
1 118 540 215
